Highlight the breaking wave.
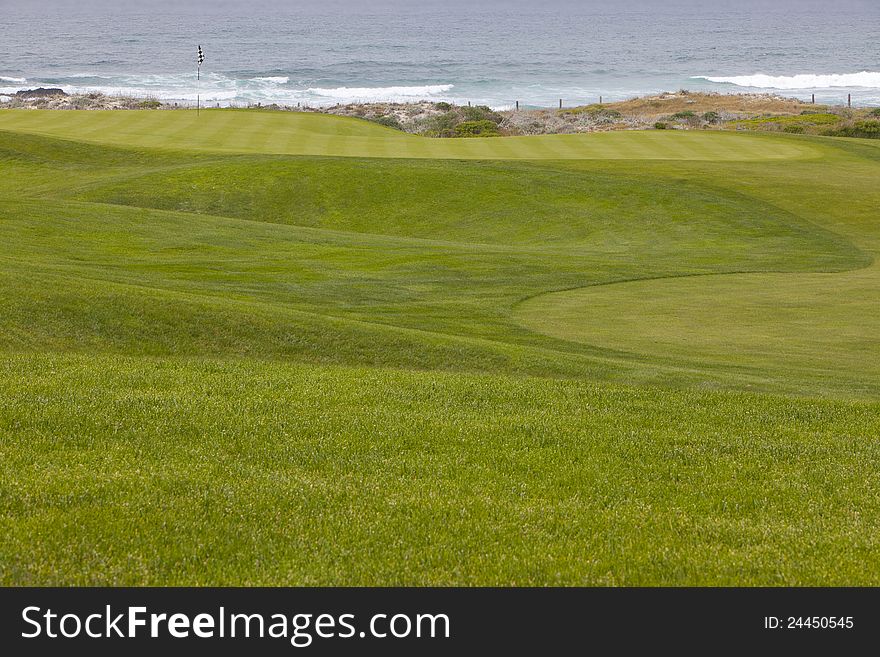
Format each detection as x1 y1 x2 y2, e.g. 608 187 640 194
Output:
693 71 880 90
0 72 456 107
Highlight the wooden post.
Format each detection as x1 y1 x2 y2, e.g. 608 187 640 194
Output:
468 101 471 107
848 93 852 108
559 98 563 109
811 93 815 104
599 95 603 105
516 100 519 111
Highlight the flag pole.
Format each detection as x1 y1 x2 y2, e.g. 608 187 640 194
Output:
197 45 203 117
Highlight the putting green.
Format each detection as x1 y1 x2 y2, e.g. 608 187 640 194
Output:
0 108 819 160
515 266 880 393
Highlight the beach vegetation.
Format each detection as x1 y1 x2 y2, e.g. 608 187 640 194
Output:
371 115 403 130
453 119 500 137
461 104 503 124
730 113 841 131
823 119 880 139
560 105 622 121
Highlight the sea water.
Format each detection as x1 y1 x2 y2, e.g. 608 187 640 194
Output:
1 0 878 108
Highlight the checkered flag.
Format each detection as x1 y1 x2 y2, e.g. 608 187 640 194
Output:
197 46 205 113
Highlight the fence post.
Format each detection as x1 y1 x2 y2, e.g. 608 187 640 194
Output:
848 93 852 108
599 96 603 105
811 93 815 104
559 98 563 109
516 100 519 111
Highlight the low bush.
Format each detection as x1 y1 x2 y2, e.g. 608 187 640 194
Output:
824 120 880 139
561 105 621 121
702 111 720 123
422 111 460 137
454 120 500 137
371 115 403 130
654 122 668 130
461 105 503 125
732 113 841 131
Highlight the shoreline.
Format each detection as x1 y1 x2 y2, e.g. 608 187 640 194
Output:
3 89 878 138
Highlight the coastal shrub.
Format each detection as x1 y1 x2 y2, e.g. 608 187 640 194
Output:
702 111 720 123
782 125 805 134
671 110 701 128
870 108 880 117
422 111 460 137
824 120 880 139
732 113 841 131
70 96 94 109
435 102 452 111
561 105 621 121
461 105 503 125
371 115 403 130
654 122 668 130
454 120 500 137
138 100 162 109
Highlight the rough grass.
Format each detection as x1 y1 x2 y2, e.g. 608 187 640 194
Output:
2 353 879 586
730 113 842 129
0 112 879 585
588 91 819 120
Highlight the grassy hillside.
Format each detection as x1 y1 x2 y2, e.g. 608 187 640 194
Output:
0 108 818 159
0 109 878 585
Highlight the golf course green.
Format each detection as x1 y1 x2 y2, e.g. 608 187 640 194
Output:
1 109 878 585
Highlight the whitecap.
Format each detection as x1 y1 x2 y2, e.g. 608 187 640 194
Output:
692 71 880 90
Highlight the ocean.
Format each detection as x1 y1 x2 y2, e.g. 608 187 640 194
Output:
1 0 879 108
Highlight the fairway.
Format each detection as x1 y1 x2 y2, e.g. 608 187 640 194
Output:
1 109 879 586
0 108 819 160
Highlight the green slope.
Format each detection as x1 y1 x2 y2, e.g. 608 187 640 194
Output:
0 108 819 160
0 110 878 585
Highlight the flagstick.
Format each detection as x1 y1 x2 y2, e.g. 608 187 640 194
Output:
197 65 200 117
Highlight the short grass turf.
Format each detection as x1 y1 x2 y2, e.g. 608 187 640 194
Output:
0 109 879 585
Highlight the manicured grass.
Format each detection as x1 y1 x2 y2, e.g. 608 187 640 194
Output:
0 110 878 585
0 108 819 159
517 269 880 397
